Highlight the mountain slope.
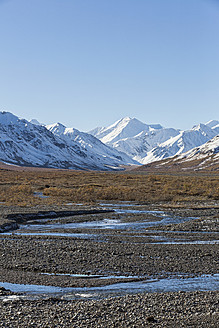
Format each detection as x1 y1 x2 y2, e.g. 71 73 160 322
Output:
46 122 138 166
0 112 136 170
142 123 218 164
134 134 219 172
112 127 180 162
90 117 177 163
89 117 163 144
91 117 219 165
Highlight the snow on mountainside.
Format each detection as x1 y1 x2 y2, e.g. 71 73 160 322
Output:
89 117 174 162
91 117 219 165
142 123 218 164
89 117 163 144
0 112 136 170
136 134 219 172
112 127 180 163
46 122 138 166
29 119 43 126
1 112 218 170
177 134 219 160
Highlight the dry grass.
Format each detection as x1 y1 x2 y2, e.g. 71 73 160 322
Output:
0 166 218 207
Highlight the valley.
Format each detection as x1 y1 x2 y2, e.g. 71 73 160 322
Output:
0 167 218 327
1 0 218 326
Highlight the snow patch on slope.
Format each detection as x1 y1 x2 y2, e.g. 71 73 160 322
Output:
141 124 218 164
46 122 138 166
0 112 137 170
91 116 218 165
90 117 163 145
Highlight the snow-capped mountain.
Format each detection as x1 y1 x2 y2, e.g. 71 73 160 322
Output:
90 117 219 164
111 127 180 163
89 117 179 162
0 112 136 170
1 112 218 171
176 134 219 161
89 117 163 145
29 119 43 126
136 134 219 172
46 122 137 167
142 123 218 164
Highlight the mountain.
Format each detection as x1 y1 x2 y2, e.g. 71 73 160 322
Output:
46 122 137 167
111 127 180 163
29 119 43 126
141 123 218 164
89 117 178 162
0 112 136 170
177 133 219 162
134 134 219 172
1 112 218 171
91 117 219 165
89 117 163 144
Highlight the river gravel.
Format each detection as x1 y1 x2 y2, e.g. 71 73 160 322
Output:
0 201 218 327
0 290 218 327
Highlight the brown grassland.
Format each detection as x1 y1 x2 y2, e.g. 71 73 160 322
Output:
0 165 219 207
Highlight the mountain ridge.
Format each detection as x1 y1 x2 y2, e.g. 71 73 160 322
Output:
90 117 219 165
134 134 219 172
0 112 137 170
0 111 218 171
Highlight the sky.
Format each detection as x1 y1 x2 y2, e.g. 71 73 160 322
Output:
0 0 218 131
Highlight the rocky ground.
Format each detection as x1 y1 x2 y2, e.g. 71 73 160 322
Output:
0 290 218 327
0 201 218 327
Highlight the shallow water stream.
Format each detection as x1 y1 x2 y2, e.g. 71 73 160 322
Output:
0 274 218 301
5 207 198 233
3 205 218 245
1 202 218 301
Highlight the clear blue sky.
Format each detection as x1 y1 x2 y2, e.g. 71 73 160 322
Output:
0 0 218 131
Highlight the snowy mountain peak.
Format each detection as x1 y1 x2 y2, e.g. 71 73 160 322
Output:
191 123 215 138
137 134 219 172
90 117 218 166
170 134 219 170
0 112 137 170
192 123 210 130
118 116 132 123
29 119 42 126
46 121 138 166
105 116 143 131
0 111 26 125
46 122 67 135
90 117 158 144
199 134 219 154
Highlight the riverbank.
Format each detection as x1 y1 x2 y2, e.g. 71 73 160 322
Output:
0 201 218 327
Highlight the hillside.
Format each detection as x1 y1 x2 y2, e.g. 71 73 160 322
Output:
0 112 136 171
133 135 219 172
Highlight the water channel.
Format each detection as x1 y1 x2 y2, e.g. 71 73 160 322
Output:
3 206 218 244
0 274 218 301
1 203 218 300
